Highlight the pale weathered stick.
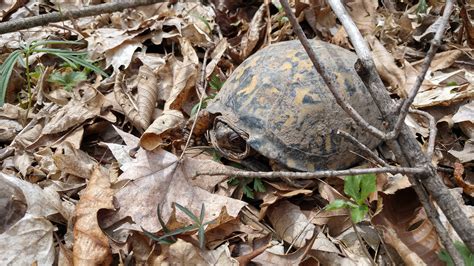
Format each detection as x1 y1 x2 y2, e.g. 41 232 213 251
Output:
195 166 427 179
0 0 171 35
326 0 470 260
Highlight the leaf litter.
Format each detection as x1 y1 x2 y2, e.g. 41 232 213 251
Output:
0 0 473 265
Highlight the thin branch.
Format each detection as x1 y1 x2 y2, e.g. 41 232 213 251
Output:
387 1 454 140
279 0 386 140
328 0 470 260
337 130 389 167
196 166 428 179
0 0 171 35
410 109 437 160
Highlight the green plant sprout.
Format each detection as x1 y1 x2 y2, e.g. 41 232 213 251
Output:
191 74 224 116
325 173 376 223
0 39 108 108
143 203 214 249
228 176 265 199
439 241 474 266
48 70 88 92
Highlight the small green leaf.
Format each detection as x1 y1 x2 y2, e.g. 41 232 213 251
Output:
446 81 458 86
349 204 369 223
416 0 428 14
243 185 255 199
175 203 200 224
325 199 349 210
253 178 266 193
198 226 205 249
227 177 240 186
344 174 376 205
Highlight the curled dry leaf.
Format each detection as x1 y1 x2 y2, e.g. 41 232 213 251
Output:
267 200 316 248
164 38 199 111
372 189 442 264
368 36 406 96
453 162 474 197
140 109 185 150
346 0 378 35
0 173 73 265
114 71 147 131
237 3 267 60
137 65 159 129
73 166 114 265
52 142 97 179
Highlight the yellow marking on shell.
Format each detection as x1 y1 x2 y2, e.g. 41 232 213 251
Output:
237 76 258 95
294 88 311 105
233 67 245 80
286 158 296 169
280 62 293 71
305 163 315 172
298 59 313 70
293 72 305 81
324 133 333 153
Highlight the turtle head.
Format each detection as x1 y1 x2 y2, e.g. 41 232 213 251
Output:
209 117 250 161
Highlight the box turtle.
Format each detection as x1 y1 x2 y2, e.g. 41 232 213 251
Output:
207 40 383 171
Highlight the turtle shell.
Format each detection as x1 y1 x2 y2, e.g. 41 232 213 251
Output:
207 40 383 171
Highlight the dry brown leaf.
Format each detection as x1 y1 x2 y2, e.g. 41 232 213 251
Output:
368 36 406 96
413 83 473 107
239 4 266 59
103 146 246 233
140 109 185 150
73 166 114 265
412 50 463 73
137 65 159 129
205 38 229 79
453 162 474 196
460 5 474 48
372 189 442 265
267 200 316 248
346 0 378 35
0 173 73 265
53 142 97 179
166 238 238 265
252 233 315 265
452 101 474 138
383 227 426 266
449 139 474 164
114 71 147 131
164 38 199 111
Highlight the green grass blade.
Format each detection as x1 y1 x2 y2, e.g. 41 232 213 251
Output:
30 40 84 49
175 203 200 224
199 203 205 224
53 53 79 69
65 55 108 77
198 226 205 249
156 225 197 241
0 50 22 106
34 48 88 56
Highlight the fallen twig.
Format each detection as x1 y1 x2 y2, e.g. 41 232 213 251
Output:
0 0 171 35
196 166 428 179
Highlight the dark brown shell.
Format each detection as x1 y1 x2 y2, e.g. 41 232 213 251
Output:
207 40 383 171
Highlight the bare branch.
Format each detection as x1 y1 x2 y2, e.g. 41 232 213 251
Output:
328 0 471 259
337 130 389 167
387 1 454 140
0 0 170 35
279 0 386 140
196 166 428 179
410 109 437 160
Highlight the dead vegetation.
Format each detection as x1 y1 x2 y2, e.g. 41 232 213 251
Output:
0 0 473 265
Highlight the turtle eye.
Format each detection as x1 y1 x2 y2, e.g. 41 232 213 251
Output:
228 131 245 147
